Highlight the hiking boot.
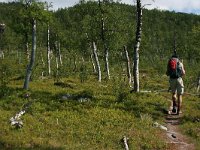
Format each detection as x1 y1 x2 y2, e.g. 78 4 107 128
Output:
172 106 177 113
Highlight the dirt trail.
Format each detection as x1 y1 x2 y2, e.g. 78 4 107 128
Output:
165 114 195 150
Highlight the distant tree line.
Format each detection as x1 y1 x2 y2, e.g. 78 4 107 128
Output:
0 0 200 89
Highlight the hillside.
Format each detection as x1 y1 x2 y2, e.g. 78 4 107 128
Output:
0 1 200 149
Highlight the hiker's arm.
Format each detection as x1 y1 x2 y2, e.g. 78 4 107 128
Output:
181 63 185 76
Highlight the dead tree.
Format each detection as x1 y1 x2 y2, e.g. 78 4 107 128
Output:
55 41 59 76
92 42 101 82
85 33 97 73
124 46 132 87
122 136 129 150
45 2 52 76
91 53 97 73
47 24 51 76
0 23 5 59
133 0 143 92
197 76 200 93
58 42 62 66
23 19 36 89
0 23 5 33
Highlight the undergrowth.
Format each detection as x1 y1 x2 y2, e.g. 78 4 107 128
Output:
0 71 199 149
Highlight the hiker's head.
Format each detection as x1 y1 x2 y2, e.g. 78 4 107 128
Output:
171 54 178 58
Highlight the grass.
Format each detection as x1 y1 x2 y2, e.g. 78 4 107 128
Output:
180 95 200 148
0 69 199 149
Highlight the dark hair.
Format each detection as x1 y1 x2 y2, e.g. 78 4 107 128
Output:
171 54 178 58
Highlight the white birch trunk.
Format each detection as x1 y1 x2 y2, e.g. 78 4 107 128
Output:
91 53 97 73
47 24 51 76
133 0 142 92
0 50 4 59
0 23 5 59
58 42 63 66
93 42 101 82
197 77 200 93
40 51 45 78
56 56 59 76
99 0 110 80
124 46 132 86
85 33 97 73
23 19 36 90
55 41 59 76
105 45 110 79
122 136 129 150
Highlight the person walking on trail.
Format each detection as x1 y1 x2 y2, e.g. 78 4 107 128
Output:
166 54 185 115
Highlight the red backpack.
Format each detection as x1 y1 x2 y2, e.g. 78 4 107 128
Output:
166 58 182 78
169 58 177 70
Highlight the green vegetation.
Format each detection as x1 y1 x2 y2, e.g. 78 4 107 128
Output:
0 75 166 149
0 0 199 149
0 72 199 149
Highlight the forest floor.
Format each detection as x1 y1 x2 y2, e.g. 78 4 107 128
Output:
0 75 199 149
165 113 195 150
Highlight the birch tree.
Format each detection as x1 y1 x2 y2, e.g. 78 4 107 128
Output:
98 0 110 80
133 0 142 92
45 2 52 76
47 23 51 75
0 23 5 59
23 18 36 89
124 46 132 87
22 0 50 90
92 42 101 82
54 40 62 76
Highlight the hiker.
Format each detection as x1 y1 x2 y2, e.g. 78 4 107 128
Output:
166 54 185 115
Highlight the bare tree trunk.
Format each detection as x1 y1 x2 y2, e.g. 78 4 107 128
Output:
73 55 77 72
104 44 110 79
55 55 59 76
0 50 4 59
93 42 101 82
91 53 97 73
122 136 129 150
197 77 200 93
85 33 97 73
47 24 51 76
98 0 110 80
133 0 142 92
0 23 5 59
55 41 60 76
58 42 62 66
40 51 45 78
23 19 36 90
124 46 132 86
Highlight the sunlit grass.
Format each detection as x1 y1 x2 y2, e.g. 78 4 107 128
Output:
0 70 199 149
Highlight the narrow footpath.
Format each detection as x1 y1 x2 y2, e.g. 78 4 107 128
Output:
165 114 195 150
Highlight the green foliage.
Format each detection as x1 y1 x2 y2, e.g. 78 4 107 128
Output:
0 59 24 98
0 60 11 87
79 62 88 83
0 65 199 149
0 1 200 149
0 76 170 149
